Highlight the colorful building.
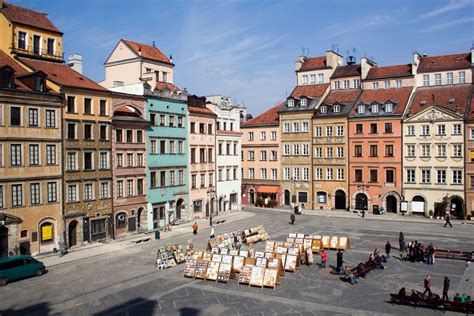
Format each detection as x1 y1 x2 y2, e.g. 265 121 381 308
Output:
0 51 63 256
111 92 148 237
187 95 217 219
241 102 284 207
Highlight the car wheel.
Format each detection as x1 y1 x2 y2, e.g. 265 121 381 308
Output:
0 278 7 286
36 269 43 277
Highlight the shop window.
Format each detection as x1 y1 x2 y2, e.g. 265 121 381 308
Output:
40 222 53 244
298 192 308 203
116 213 127 229
316 191 327 203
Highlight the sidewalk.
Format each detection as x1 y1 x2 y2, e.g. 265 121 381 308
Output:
243 205 473 225
38 210 255 267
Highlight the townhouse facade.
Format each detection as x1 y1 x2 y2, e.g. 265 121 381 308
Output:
466 92 474 217
111 92 148 237
187 95 217 219
241 102 284 206
206 96 244 213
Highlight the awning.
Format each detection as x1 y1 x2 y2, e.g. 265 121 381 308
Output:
258 186 279 194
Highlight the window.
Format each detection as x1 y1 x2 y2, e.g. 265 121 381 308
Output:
67 184 78 202
333 104 340 113
453 144 462 157
100 125 107 140
384 81 390 89
28 108 38 127
396 80 402 88
200 148 206 162
126 130 133 143
371 104 379 113
99 100 107 116
356 124 363 134
302 75 308 84
170 171 176 186
437 144 446 157
67 96 75 113
407 145 415 157
343 80 350 89
407 125 415 136
150 140 157 154
179 170 184 185
385 145 394 157
302 167 309 181
293 167 300 180
84 124 92 140
248 132 254 141
421 125 430 136
18 31 26 49
357 105 365 114
284 167 290 180
160 140 166 154
353 79 360 88
384 122 392 133
29 144 39 165
446 72 453 84
150 172 157 188
84 98 92 114
310 74 316 84
271 131 277 140
248 151 254 160
354 145 362 157
45 110 56 128
435 73 441 85
437 124 446 135
127 180 133 196
47 182 57 202
315 126 322 137
179 141 184 154
30 183 40 205
10 107 21 126
334 81 340 90
453 124 461 135
100 152 108 169
406 169 415 183
10 183 22 207
315 147 322 158
300 98 307 107
199 123 205 134
320 106 327 114
67 152 77 170
283 122 290 133
46 145 56 165
370 123 377 134
208 124 213 135
32 35 41 55
261 169 267 180
117 181 124 197
337 147 344 158
327 168 333 180
326 147 333 158
302 121 309 132
260 151 267 160
316 191 326 203
385 103 393 113
293 144 300 155
293 121 300 132
315 168 322 180
437 169 446 184
421 144 430 157
318 74 324 83
160 115 165 126
423 74 430 86
337 168 344 180
208 173 214 187
326 126 333 136
162 72 168 82
190 148 196 163
303 144 309 155
169 116 175 128
370 170 378 183
288 99 294 107
84 152 93 170
337 126 344 136
100 182 110 199
386 170 394 183
452 170 462 184
370 145 378 157
170 141 175 154
178 116 183 128
84 183 94 201
271 169 278 180
355 169 362 182
373 82 379 90
248 168 255 179
421 169 431 183
11 144 22 166
459 71 465 84
208 148 213 162
137 179 143 195
283 144 290 156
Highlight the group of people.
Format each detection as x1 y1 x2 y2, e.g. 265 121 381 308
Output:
290 204 304 224
399 275 471 303
399 232 436 264
318 249 344 272
369 248 388 269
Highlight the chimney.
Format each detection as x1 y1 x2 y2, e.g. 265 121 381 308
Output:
326 50 343 69
169 54 173 63
295 55 306 71
67 54 83 74
0 0 4 10
361 57 376 80
412 52 422 75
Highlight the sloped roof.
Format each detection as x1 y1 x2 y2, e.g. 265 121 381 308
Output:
155 82 179 92
2 2 62 34
418 53 471 73
407 84 471 116
467 86 474 120
366 64 413 80
242 101 285 127
350 87 413 116
19 57 108 92
331 64 361 78
0 50 30 90
122 39 172 64
298 56 329 72
290 83 330 98
322 89 360 105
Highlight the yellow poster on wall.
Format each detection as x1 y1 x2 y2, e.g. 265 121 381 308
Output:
42 224 53 241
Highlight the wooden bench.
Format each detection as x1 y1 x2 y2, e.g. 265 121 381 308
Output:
435 249 473 261
390 293 474 314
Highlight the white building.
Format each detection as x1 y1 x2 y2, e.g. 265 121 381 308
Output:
206 96 246 212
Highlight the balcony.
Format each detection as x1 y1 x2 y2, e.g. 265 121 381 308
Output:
11 45 64 62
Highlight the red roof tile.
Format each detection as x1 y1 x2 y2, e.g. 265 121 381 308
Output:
123 39 172 64
0 50 30 90
155 82 179 92
2 2 62 34
351 87 413 115
467 87 474 120
418 53 471 73
188 106 217 116
322 89 360 105
19 57 108 92
290 83 330 98
299 56 329 71
242 101 285 127
331 64 361 78
366 64 413 80
408 84 471 116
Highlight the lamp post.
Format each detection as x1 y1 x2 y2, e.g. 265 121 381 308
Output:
207 189 215 226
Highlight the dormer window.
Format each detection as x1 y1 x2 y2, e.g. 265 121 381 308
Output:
420 100 427 106
288 99 294 107
385 102 393 113
35 76 45 92
0 67 14 89
300 98 307 107
357 105 365 114
18 31 27 50
334 81 340 90
333 105 340 113
320 106 327 114
448 98 455 104
371 104 379 113
373 82 379 90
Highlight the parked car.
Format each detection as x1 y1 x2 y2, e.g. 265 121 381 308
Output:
0 255 47 285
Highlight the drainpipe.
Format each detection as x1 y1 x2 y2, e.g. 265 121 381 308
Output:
60 92 67 249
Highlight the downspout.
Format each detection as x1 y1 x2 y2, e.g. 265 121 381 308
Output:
60 92 67 249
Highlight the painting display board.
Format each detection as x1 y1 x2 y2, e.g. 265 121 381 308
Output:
265 241 275 253
184 259 196 278
263 268 280 289
243 226 269 245
338 237 350 250
238 265 252 284
233 256 245 272
267 258 284 276
321 236 330 249
255 251 265 258
202 252 212 261
312 240 322 253
194 260 209 279
303 239 313 251
212 254 223 263
217 263 233 283
206 261 220 281
256 257 268 268
306 249 314 265
284 254 299 272
249 266 265 287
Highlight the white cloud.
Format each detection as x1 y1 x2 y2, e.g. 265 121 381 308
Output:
421 0 473 18
419 17 474 33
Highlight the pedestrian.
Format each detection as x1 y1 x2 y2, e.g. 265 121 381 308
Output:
192 222 198 235
423 275 432 297
320 250 327 268
361 209 365 218
294 205 298 214
444 212 452 227
210 226 215 239
336 249 343 273
399 232 405 251
58 238 65 257
443 276 450 301
385 241 391 258
290 213 295 225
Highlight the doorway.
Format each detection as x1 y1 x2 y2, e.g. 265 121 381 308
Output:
68 221 78 248
137 208 143 231
449 196 464 218
176 199 183 220
355 193 368 210
249 190 255 204
0 226 8 258
334 190 346 210
284 190 290 206
386 195 397 213
219 197 224 212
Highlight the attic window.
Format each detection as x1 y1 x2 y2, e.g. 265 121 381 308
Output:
35 76 45 92
448 98 455 104
0 67 14 89
385 102 393 113
333 105 340 113
420 100 427 106
300 98 307 107
288 99 294 107
357 105 365 114
371 104 379 113
320 105 327 114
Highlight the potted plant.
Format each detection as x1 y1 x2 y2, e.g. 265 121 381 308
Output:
428 210 433 219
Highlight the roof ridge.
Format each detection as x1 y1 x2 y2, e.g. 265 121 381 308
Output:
4 2 46 15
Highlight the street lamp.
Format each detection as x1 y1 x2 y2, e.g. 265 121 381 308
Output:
207 189 215 226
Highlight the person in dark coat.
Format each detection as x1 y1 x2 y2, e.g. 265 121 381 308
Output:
336 249 343 273
444 212 452 227
423 275 432 297
385 241 391 258
290 213 295 225
443 276 450 301
399 232 405 251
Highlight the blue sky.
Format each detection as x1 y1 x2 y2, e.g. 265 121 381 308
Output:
13 0 474 116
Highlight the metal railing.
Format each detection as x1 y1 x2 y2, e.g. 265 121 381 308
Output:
11 45 64 61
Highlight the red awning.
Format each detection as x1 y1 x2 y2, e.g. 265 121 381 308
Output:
258 186 279 194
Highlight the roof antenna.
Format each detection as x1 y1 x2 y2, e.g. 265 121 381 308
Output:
301 47 306 56
353 48 357 61
152 41 156 48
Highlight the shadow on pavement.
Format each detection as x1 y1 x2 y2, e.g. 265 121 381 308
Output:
179 307 201 315
1 302 50 316
93 297 157 316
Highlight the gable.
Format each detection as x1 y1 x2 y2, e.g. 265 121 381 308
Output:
104 40 137 64
405 106 462 122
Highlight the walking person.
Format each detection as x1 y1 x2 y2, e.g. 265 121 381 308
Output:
192 222 198 235
320 250 327 268
399 232 405 251
444 212 452 227
290 213 295 225
209 226 215 239
443 276 450 301
423 275 432 298
361 209 365 218
336 249 343 273
385 241 391 258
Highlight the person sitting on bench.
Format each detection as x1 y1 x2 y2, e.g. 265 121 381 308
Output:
453 293 461 302
398 287 406 297
400 249 409 261
410 289 421 302
356 262 365 277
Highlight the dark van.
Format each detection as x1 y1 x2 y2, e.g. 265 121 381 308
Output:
0 255 46 285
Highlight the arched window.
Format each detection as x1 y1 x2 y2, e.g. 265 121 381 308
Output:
40 222 54 244
116 213 127 229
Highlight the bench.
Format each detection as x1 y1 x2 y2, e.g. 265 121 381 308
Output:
390 293 474 314
435 249 473 261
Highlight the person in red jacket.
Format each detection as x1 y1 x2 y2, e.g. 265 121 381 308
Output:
320 250 327 268
192 222 198 235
